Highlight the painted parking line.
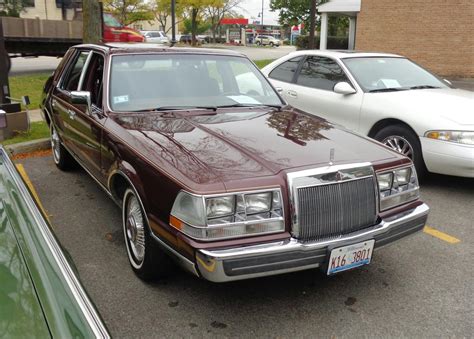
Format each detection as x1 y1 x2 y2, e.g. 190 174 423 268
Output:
15 163 50 222
424 226 460 244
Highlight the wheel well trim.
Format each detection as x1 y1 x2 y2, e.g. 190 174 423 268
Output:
367 118 421 139
108 168 200 277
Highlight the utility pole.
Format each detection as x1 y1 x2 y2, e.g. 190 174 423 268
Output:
261 0 264 27
308 0 317 49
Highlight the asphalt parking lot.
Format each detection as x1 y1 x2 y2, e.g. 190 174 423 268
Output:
14 153 473 338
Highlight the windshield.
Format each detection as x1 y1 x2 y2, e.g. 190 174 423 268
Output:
103 13 122 28
342 57 447 92
109 54 283 112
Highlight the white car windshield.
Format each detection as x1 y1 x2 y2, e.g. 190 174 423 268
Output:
342 57 447 93
109 54 283 112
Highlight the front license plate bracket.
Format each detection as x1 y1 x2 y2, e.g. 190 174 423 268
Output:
327 240 375 275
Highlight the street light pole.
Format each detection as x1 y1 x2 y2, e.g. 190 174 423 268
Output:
261 0 264 27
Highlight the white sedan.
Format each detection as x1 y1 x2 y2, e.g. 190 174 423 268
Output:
261 51 474 178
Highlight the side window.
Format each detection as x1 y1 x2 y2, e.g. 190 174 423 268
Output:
61 51 90 91
268 56 303 83
81 53 105 108
296 56 349 91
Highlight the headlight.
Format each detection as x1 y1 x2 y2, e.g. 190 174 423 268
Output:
170 189 284 240
425 130 474 145
377 165 419 211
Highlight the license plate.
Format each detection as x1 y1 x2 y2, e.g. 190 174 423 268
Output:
327 240 375 275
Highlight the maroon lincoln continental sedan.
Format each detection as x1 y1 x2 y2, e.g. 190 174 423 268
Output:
40 43 429 282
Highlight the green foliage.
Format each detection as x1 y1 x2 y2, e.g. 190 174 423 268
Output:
151 0 185 34
269 0 348 35
269 0 313 29
103 0 154 26
0 0 32 17
183 18 211 34
295 35 348 50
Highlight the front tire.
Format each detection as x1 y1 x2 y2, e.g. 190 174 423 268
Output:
269 42 274 47
373 125 427 178
50 124 76 170
122 188 172 281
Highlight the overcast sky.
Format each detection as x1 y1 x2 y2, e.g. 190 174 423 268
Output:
236 0 281 25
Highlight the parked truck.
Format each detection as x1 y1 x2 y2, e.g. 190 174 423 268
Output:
1 13 143 72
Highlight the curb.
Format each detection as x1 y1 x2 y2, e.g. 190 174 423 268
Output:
4 138 50 156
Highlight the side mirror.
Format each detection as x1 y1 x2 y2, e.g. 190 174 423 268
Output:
71 91 91 113
333 82 356 95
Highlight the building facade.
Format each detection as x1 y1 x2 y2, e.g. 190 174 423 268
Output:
355 0 474 78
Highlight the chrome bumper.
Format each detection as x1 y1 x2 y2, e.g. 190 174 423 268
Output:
195 203 429 282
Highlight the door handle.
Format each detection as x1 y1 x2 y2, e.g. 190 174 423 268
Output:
275 87 283 93
287 90 298 98
52 99 57 108
67 109 76 120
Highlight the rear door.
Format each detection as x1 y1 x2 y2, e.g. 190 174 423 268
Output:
266 56 304 104
289 56 363 131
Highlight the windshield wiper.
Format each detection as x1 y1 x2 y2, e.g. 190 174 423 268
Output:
408 85 441 90
368 87 408 93
154 105 218 111
216 103 283 110
132 106 217 112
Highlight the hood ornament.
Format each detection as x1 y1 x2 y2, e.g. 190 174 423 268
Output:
329 148 335 166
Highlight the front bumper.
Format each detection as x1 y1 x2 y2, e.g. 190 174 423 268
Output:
196 203 429 282
421 137 474 177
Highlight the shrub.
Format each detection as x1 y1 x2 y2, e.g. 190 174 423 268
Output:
295 35 348 50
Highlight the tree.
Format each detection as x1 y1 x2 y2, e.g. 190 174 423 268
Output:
269 0 313 29
151 0 184 34
182 0 219 46
204 0 242 43
82 0 102 43
103 0 154 26
0 0 31 17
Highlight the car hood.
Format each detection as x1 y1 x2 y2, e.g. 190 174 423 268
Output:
365 88 474 127
112 108 405 189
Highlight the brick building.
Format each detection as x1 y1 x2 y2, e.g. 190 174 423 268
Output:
318 0 474 78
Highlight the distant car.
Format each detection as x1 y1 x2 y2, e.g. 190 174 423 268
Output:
0 146 109 338
262 51 474 178
102 13 144 43
179 34 205 44
255 35 280 47
39 43 429 283
141 30 169 44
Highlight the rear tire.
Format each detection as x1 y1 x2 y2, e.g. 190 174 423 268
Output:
373 125 427 179
50 124 76 171
256 41 261 46
122 188 173 281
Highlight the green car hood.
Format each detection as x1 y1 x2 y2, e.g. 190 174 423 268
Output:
0 148 109 338
0 201 51 337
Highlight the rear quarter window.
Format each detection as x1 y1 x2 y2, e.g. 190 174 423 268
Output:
268 56 303 83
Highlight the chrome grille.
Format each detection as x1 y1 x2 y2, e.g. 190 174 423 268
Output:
288 164 378 242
